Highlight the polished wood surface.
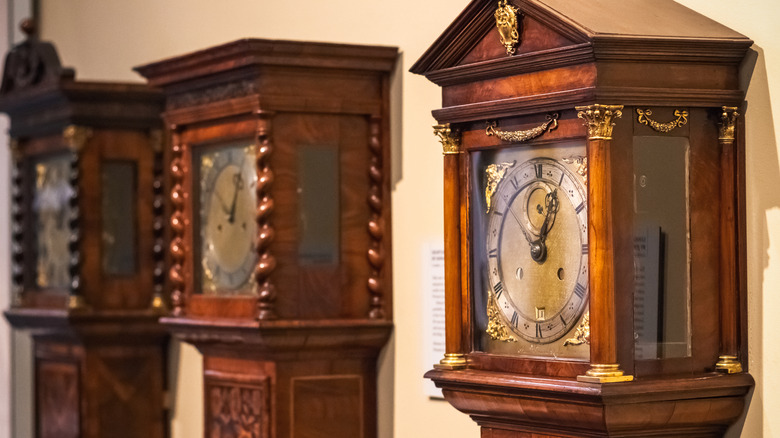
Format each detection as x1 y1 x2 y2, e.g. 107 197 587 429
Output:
412 0 753 435
444 151 466 359
718 109 740 362
586 135 618 368
137 39 397 437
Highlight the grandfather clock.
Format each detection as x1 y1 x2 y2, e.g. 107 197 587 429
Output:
135 39 396 437
1 22 168 438
412 0 753 436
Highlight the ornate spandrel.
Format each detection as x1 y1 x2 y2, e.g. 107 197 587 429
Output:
0 19 74 96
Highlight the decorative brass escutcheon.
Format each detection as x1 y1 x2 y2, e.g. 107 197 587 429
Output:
494 0 521 55
486 113 558 143
562 156 588 186
636 108 689 133
484 162 515 213
486 288 516 342
563 311 590 346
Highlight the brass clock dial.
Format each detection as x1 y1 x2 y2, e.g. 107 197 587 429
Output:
198 143 258 295
479 151 588 351
33 156 72 289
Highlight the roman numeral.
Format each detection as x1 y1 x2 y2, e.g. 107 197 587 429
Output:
493 282 504 299
509 176 519 190
536 323 543 338
575 202 585 214
560 315 567 326
488 248 498 258
574 283 586 300
535 164 543 179
582 244 589 255
559 171 565 185
510 311 519 328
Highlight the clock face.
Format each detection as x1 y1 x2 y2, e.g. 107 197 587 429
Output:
33 155 72 289
197 143 258 295
472 143 589 358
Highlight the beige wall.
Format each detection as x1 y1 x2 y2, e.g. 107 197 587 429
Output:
3 0 777 436
0 0 10 436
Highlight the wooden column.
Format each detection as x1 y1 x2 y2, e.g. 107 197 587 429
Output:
168 125 187 317
433 123 466 369
255 110 277 321
575 105 633 383
715 106 743 373
367 115 387 319
150 129 167 312
9 139 24 307
63 125 92 311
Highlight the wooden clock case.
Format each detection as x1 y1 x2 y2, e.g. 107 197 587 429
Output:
135 39 397 437
1 23 168 438
411 0 754 436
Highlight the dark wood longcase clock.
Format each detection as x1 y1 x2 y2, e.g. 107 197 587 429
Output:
135 38 397 438
1 22 168 438
411 0 753 436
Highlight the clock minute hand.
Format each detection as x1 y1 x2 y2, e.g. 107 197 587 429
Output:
529 189 558 263
507 206 535 247
538 189 559 243
227 171 244 224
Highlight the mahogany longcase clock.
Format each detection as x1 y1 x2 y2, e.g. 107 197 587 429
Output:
1 22 168 438
411 0 754 436
135 39 397 438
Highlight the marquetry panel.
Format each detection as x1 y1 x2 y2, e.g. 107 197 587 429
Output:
37 359 80 438
205 372 271 438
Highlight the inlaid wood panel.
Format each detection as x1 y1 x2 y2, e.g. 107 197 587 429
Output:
37 359 80 438
205 372 271 438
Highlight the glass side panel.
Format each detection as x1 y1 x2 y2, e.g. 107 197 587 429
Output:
101 161 137 276
633 136 691 360
298 144 340 265
33 154 72 289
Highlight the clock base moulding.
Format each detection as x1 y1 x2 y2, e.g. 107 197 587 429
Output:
427 368 753 438
162 317 392 438
4 309 168 438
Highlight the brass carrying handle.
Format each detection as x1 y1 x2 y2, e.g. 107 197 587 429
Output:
486 113 559 142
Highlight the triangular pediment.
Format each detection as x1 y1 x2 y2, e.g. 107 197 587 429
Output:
411 0 751 84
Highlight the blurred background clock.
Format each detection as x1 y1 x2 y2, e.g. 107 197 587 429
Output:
136 38 397 438
1 22 168 438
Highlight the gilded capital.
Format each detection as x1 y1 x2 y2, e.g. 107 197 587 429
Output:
149 129 164 153
63 125 93 152
719 106 739 142
576 104 624 140
434 123 461 155
9 138 22 159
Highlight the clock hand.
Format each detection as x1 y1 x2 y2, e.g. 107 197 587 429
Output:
538 189 559 243
227 171 245 224
507 205 535 246
528 189 559 264
214 190 231 215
